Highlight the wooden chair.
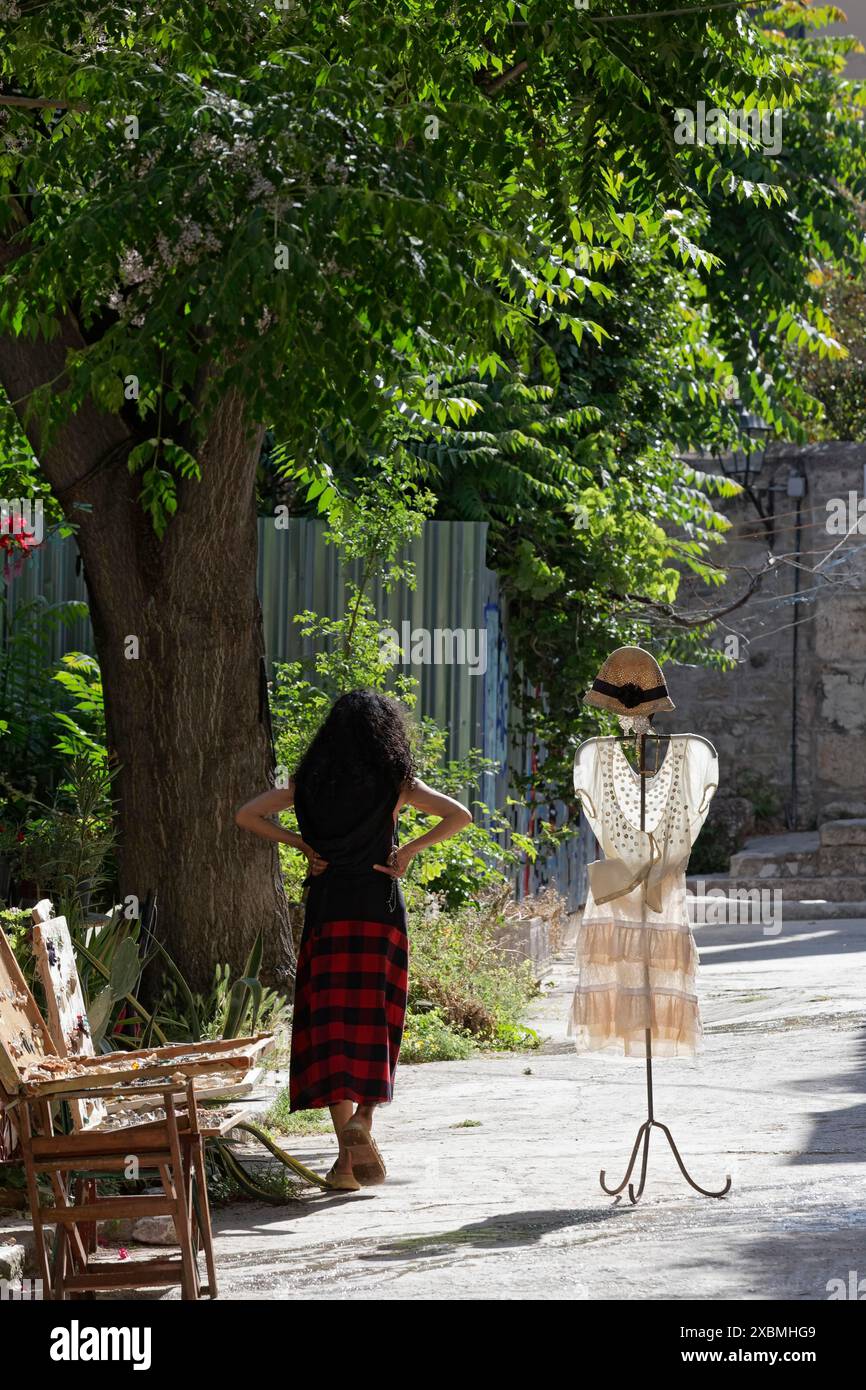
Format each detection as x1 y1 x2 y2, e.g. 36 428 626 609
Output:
0 910 271 1299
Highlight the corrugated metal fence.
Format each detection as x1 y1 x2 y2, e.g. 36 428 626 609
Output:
258 519 504 779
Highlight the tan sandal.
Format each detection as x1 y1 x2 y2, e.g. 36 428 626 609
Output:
325 1163 361 1192
341 1121 387 1185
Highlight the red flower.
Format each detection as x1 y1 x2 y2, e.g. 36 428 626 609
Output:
16 832 25 842
1 511 42 581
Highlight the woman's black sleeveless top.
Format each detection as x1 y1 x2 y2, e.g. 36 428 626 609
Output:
294 771 405 927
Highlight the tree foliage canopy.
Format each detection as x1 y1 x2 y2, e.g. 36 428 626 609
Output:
3 4 863 470
2 1 865 808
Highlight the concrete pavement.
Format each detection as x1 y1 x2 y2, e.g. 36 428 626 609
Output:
208 914 866 1300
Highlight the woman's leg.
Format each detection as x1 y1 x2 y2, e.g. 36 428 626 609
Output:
329 1101 355 1173
353 1102 377 1130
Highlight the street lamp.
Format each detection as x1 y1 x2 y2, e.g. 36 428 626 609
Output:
723 410 772 489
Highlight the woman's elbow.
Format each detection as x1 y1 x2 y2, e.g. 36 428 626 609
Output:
458 806 473 829
234 805 253 830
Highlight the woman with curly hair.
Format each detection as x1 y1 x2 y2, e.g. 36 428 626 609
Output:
235 689 471 1190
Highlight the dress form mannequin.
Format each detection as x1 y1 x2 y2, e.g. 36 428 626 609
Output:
572 650 731 1202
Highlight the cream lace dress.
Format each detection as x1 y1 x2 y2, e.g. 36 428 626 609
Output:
568 735 718 1057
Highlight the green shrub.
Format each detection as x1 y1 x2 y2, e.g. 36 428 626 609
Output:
270 596 531 910
687 821 733 875
407 894 540 1052
400 1006 476 1063
4 756 117 929
0 905 34 985
278 840 309 904
737 773 782 832
263 1093 331 1136
0 595 91 795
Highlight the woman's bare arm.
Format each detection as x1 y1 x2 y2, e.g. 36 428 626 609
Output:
234 784 327 873
374 779 472 878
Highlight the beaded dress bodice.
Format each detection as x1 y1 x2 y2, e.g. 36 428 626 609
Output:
568 734 719 1058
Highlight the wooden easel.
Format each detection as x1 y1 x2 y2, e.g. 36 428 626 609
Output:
597 730 731 1203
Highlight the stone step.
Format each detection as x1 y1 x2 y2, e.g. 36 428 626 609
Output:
728 846 866 877
728 847 820 877
817 846 866 876
739 831 819 855
687 873 866 902
820 818 866 848
688 895 866 923
781 901 866 921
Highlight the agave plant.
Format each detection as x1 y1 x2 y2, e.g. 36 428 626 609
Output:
72 904 287 1051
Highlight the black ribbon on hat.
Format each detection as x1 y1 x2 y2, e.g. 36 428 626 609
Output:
591 678 668 708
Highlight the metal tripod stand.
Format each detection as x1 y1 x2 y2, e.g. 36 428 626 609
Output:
598 731 731 1204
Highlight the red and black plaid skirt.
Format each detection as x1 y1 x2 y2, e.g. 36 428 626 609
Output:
289 909 409 1111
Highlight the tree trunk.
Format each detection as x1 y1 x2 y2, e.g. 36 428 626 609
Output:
86 394 294 994
0 273 294 993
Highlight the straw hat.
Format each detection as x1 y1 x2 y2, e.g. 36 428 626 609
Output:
583 646 675 715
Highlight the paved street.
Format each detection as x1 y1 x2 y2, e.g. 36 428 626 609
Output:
211 915 866 1300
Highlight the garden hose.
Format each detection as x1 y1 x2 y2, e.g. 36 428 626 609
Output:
209 1120 329 1201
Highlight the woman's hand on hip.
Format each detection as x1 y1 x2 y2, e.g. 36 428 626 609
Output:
374 845 415 879
303 844 329 876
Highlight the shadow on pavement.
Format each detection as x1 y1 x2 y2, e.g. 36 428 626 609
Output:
358 1205 626 1262
695 918 864 969
789 1024 866 1167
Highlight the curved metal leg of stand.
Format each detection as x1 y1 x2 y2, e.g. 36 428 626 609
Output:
656 1121 731 1199
600 1121 649 1196
627 1123 652 1205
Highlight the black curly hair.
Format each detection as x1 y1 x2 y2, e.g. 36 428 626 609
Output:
293 689 416 805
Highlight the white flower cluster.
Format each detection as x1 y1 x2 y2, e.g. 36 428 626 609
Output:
323 156 351 183
249 172 276 200
190 131 258 174
0 129 28 155
104 205 226 326
119 249 151 286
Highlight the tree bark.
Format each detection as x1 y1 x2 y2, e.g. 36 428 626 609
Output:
0 267 294 993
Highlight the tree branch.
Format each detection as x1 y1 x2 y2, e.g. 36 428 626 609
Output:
482 60 529 96
0 94 86 111
604 554 774 628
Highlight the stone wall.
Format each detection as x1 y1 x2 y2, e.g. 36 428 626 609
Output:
664 442 866 834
